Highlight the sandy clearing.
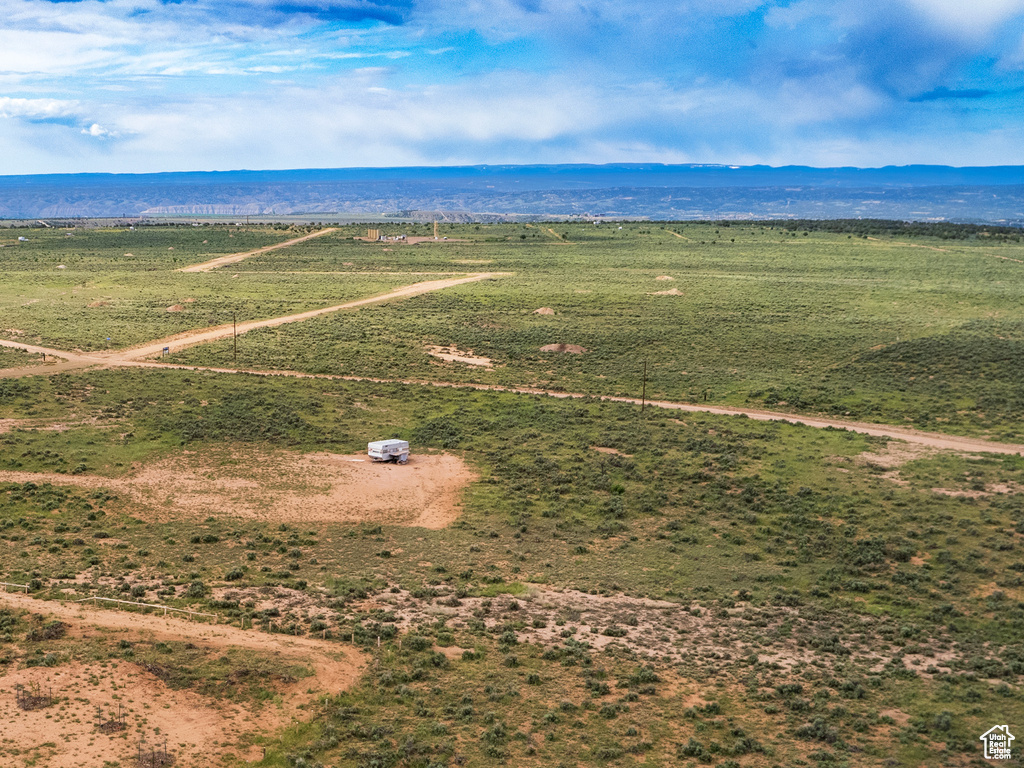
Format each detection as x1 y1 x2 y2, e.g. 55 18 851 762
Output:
178 228 336 273
0 591 366 768
0 450 476 528
655 275 674 281
650 288 683 296
591 446 632 456
533 307 555 315
427 345 492 367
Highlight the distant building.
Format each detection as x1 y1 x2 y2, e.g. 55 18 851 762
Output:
367 228 381 240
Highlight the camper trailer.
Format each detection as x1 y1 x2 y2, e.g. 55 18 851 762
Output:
368 439 409 464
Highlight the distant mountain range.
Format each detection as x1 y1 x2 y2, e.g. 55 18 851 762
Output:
0 164 1022 224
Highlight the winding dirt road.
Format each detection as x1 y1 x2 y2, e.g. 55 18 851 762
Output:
177 227 337 272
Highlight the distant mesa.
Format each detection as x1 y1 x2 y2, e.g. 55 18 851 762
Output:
541 343 586 354
655 275 674 281
533 307 555 315
166 304 184 312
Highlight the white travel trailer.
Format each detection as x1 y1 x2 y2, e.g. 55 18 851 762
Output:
367 439 409 464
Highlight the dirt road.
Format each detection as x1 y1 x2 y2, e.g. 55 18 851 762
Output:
0 589 366 687
177 227 336 272
101 362 1024 455
107 272 506 360
0 272 506 374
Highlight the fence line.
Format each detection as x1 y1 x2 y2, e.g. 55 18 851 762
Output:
74 596 218 622
1 581 29 593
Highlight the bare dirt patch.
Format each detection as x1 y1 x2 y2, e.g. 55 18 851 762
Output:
165 304 184 313
591 446 632 457
533 307 556 315
931 487 989 498
655 275 674 281
856 442 938 469
0 449 476 529
0 592 366 768
427 345 493 367
540 343 586 354
650 288 683 296
0 661 278 768
87 301 110 308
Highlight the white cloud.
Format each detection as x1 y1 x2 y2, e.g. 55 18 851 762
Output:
902 0 1024 36
82 123 114 137
0 96 79 119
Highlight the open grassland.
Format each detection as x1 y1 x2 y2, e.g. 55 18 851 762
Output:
1 221 1023 767
168 220 1024 439
0 225 419 351
1 367 1024 766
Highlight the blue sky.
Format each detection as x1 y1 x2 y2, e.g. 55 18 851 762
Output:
1 0 1023 173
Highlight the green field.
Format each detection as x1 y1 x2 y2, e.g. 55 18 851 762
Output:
1 221 1022 767
175 221 1024 439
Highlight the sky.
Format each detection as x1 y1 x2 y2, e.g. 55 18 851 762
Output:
1 0 1023 174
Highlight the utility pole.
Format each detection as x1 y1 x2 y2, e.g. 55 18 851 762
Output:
641 360 647 413
233 312 237 363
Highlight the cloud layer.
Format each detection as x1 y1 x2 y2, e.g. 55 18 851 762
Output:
0 0 1022 172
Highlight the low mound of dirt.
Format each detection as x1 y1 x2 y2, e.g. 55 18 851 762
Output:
533 307 555 315
540 343 586 354
166 304 184 312
651 288 683 296
87 301 110 308
0 449 477 529
655 275 674 281
182 297 195 303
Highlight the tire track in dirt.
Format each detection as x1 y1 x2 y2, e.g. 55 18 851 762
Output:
177 227 337 272
101 362 1024 455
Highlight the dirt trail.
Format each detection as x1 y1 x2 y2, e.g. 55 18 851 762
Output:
0 339 101 378
0 590 366 687
106 273 505 360
178 227 337 272
104 362 1024 455
0 273 507 375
